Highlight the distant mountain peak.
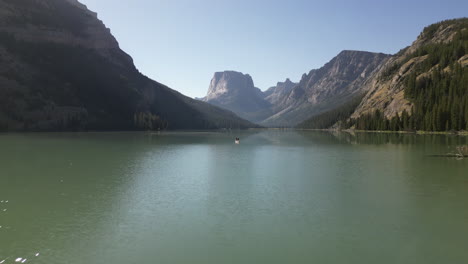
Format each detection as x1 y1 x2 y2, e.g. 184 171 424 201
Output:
205 71 255 100
281 78 293 85
202 71 271 122
263 78 298 105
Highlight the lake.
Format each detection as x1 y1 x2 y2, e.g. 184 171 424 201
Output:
1 131 468 264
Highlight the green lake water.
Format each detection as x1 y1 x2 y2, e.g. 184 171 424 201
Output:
0 131 468 264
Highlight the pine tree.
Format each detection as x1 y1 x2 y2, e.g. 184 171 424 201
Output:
402 110 409 130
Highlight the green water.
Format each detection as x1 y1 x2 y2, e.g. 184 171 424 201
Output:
0 131 468 264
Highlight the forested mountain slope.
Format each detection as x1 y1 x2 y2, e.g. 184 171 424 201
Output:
0 0 254 131
349 18 468 132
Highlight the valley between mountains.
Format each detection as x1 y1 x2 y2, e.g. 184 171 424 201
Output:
0 0 466 132
202 19 468 132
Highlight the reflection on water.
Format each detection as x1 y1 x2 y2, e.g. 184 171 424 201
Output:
297 130 468 146
0 131 467 264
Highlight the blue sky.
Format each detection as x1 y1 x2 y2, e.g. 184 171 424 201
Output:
79 0 467 98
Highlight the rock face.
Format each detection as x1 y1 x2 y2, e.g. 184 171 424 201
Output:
0 0 254 131
0 0 119 55
202 51 390 127
263 79 297 105
351 18 467 120
261 51 391 126
202 71 271 122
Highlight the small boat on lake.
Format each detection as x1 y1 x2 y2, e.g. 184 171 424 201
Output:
235 137 240 144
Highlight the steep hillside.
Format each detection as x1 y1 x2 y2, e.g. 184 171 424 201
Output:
261 51 391 127
350 18 468 132
0 0 254 131
296 95 364 130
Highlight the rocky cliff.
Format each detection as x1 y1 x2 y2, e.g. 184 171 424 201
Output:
263 78 297 106
0 0 254 131
202 71 271 123
262 51 390 126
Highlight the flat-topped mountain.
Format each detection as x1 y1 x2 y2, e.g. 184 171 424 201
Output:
202 71 271 122
0 0 254 131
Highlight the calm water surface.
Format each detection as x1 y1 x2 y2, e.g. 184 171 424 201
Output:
0 131 468 264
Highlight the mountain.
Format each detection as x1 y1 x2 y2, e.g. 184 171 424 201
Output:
201 71 272 123
0 0 255 131
297 18 468 132
296 95 364 130
348 18 468 132
261 51 391 127
263 78 297 106
202 51 390 127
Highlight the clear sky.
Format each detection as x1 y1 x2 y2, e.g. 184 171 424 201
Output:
79 0 467 98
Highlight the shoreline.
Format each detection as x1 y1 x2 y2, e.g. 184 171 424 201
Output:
294 128 468 136
1 128 467 136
